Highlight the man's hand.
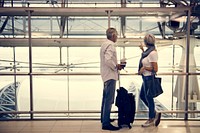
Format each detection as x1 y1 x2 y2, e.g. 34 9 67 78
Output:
116 64 123 70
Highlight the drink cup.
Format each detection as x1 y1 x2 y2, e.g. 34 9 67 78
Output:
120 58 127 68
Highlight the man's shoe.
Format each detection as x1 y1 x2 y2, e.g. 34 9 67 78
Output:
102 124 120 131
155 112 161 127
110 119 115 122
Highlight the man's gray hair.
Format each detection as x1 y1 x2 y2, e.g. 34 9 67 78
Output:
106 28 117 39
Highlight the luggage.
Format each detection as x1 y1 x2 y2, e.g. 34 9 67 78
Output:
115 87 136 129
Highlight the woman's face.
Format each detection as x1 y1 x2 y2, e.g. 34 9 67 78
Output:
144 40 148 47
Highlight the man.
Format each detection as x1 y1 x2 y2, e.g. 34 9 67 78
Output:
100 27 123 131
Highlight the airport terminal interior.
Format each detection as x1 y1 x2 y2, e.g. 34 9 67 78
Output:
0 0 200 132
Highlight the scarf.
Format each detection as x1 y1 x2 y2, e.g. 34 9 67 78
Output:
138 46 155 74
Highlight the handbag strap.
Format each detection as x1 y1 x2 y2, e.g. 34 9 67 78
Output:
151 67 156 90
151 66 157 76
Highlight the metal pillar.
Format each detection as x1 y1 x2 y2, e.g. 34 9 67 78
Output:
106 10 112 28
13 47 18 118
26 10 34 119
67 47 70 117
59 47 62 65
184 9 191 120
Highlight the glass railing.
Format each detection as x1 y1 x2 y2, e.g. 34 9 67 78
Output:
0 46 200 120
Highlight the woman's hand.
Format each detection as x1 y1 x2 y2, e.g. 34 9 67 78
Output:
139 42 144 52
139 66 145 74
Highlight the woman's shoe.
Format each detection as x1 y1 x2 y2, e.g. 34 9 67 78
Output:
141 119 155 127
155 112 161 126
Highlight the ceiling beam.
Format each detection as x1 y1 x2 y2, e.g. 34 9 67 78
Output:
0 7 190 17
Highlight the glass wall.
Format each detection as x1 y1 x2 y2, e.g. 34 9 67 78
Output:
0 0 200 120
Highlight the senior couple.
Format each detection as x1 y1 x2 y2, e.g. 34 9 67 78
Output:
100 27 161 131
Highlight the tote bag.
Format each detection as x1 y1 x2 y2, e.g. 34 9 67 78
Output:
147 75 163 98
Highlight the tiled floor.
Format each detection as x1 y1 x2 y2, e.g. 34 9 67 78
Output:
0 120 200 133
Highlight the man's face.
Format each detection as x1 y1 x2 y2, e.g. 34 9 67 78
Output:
113 32 118 43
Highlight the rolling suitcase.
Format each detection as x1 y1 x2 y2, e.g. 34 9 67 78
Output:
115 86 136 129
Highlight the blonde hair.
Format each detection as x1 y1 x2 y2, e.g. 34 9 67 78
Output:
144 33 155 46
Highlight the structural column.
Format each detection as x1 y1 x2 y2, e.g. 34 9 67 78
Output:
26 10 34 119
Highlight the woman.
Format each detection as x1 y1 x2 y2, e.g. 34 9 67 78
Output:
138 33 161 127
